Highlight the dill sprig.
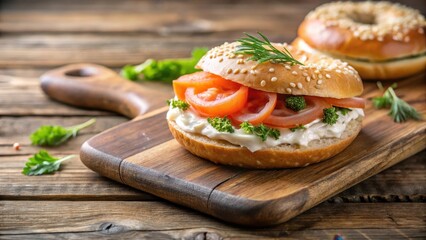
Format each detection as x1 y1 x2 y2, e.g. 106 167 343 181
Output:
373 82 422 123
235 32 303 66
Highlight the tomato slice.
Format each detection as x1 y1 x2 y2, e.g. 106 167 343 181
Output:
173 72 240 100
230 89 277 124
264 96 331 128
323 97 366 109
185 85 249 117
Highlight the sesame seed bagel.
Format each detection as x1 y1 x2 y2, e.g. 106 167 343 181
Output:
197 42 363 99
293 37 426 80
168 117 363 169
297 1 426 80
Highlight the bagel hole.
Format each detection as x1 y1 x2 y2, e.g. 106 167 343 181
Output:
350 13 376 25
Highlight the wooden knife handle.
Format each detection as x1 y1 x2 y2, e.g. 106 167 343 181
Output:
41 63 152 118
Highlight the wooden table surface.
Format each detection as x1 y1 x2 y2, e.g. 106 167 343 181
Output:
0 0 425 239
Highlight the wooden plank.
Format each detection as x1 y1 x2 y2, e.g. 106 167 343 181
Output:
0 34 251 68
0 154 154 201
0 201 424 239
0 1 309 34
0 229 424 240
332 150 426 203
0 116 127 156
1 149 424 201
1 0 423 34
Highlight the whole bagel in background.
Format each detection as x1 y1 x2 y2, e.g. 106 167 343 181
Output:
295 1 426 80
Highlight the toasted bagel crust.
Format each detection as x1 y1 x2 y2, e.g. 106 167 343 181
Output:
293 38 426 80
168 117 363 169
197 42 363 98
298 1 426 60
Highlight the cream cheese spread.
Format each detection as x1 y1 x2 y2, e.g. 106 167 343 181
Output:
167 106 364 152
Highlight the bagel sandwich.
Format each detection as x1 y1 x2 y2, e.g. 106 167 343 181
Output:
167 34 366 168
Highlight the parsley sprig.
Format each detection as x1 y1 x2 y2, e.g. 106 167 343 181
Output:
290 125 306 132
235 32 303 66
22 150 76 176
30 118 96 146
323 107 339 125
167 99 190 110
373 83 422 123
240 122 280 141
208 117 234 133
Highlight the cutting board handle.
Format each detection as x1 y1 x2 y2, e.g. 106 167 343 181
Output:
41 63 150 118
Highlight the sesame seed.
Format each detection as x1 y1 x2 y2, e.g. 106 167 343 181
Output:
271 77 278 82
290 82 296 87
218 58 223 62
241 69 248 74
404 36 410 42
297 83 303 89
233 69 240 74
286 88 292 93
317 79 323 85
306 76 311 82
260 80 266 87
336 69 342 73
292 71 298 76
227 69 232 74
302 72 308 77
325 74 331 79
285 65 291 70
318 74 323 79
269 68 275 73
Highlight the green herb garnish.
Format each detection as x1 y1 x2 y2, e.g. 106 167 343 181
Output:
240 122 280 141
323 107 339 125
167 99 190 111
208 117 234 133
30 118 96 146
121 47 208 83
290 125 306 132
235 32 303 66
336 107 352 116
373 83 422 123
22 150 76 176
285 96 306 112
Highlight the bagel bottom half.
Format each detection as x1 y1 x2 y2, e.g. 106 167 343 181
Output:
168 117 363 169
293 38 426 80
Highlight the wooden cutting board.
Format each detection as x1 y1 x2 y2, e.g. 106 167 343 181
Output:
41 63 426 226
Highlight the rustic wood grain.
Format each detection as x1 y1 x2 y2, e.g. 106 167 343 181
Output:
69 69 424 225
1 0 423 34
1 0 426 237
1 201 425 239
1 151 424 202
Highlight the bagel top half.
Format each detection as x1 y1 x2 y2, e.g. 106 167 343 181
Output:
196 42 363 99
298 1 426 61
